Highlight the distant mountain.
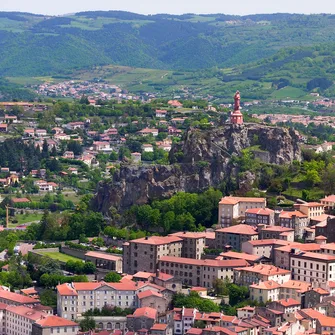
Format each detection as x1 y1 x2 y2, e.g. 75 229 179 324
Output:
1 11 335 76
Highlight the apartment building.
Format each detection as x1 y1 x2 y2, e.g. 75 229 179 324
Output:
242 239 291 260
290 250 335 283
215 224 258 251
3 305 78 335
320 195 335 210
218 196 266 227
249 281 281 304
123 236 183 274
279 211 309 239
234 264 291 286
274 243 320 270
168 232 206 259
279 280 312 303
173 308 198 335
245 208 274 226
258 226 294 242
315 217 335 243
294 202 324 219
158 256 249 288
57 279 167 320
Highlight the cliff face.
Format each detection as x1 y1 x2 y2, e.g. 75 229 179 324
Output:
93 124 301 214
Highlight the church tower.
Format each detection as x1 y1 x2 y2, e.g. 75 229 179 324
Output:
230 91 244 125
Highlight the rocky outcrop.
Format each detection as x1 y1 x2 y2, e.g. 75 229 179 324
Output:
93 124 301 215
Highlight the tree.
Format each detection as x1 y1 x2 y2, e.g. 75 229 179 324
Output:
322 164 335 194
213 278 230 296
173 292 220 312
104 272 122 283
305 169 321 187
83 262 96 274
40 289 57 308
80 316 96 332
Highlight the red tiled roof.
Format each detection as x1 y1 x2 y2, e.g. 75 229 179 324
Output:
218 251 260 262
169 232 207 239
250 280 280 290
0 290 38 304
137 290 163 300
159 256 249 267
6 305 44 320
56 283 78 296
216 224 258 235
85 251 122 261
133 307 157 319
150 324 167 331
279 210 308 219
35 315 78 327
245 208 274 215
219 196 265 205
277 298 300 307
235 264 290 276
11 198 30 203
245 239 292 246
130 236 183 245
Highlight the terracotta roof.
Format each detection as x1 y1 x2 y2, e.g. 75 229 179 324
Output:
218 251 260 262
11 198 30 203
315 235 327 240
190 287 207 292
321 195 335 202
186 328 203 335
250 280 280 290
245 239 292 246
317 316 335 327
280 280 311 292
133 307 157 319
0 290 39 304
137 290 163 300
21 287 38 295
277 298 300 307
292 251 335 261
56 283 78 296
298 202 324 207
260 226 294 232
321 243 335 251
279 211 308 219
72 282 102 291
245 208 274 215
216 224 258 235
150 324 167 331
311 288 329 295
275 243 320 252
130 236 183 245
311 214 334 222
219 196 266 205
6 305 44 320
156 272 174 281
159 256 249 268
235 264 290 276
169 232 207 239
133 272 155 279
85 251 122 261
35 315 78 327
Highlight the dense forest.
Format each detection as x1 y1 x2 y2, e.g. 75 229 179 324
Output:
1 12 335 75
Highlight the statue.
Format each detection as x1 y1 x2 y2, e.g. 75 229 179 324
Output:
234 91 241 111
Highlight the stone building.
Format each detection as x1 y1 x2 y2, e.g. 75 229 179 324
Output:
215 224 259 251
158 256 248 288
123 236 183 274
127 307 157 332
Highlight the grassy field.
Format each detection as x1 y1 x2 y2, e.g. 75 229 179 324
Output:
16 213 43 224
36 251 81 263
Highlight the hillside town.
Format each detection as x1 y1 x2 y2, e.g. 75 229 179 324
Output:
0 92 332 335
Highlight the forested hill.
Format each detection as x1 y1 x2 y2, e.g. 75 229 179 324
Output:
1 11 335 76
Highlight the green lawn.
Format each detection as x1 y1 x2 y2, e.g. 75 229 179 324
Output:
37 251 81 263
16 213 43 224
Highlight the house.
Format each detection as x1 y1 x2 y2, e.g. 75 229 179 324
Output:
294 202 324 219
245 208 275 226
137 290 169 315
24 128 35 137
127 307 157 332
84 251 122 272
156 110 168 118
258 226 295 242
215 224 259 251
131 152 142 163
138 128 159 137
268 299 301 320
218 196 266 227
173 308 198 335
93 141 111 152
63 151 75 159
4 114 17 123
321 195 335 210
64 122 85 130
35 129 47 137
168 100 183 108
234 264 291 286
278 211 309 239
249 281 281 304
142 144 154 153
68 167 78 175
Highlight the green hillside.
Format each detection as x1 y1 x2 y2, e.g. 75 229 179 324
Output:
1 12 335 76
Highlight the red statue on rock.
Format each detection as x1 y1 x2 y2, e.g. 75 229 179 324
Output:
230 90 243 125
